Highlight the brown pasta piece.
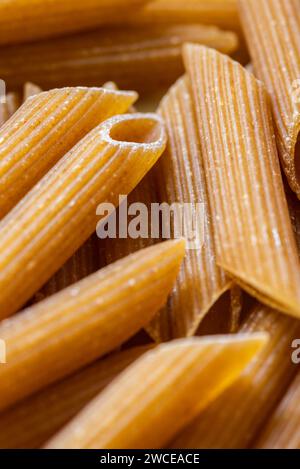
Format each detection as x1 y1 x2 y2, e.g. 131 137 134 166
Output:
238 0 300 198
0 113 166 318
254 368 300 449
144 76 238 340
0 0 147 45
128 0 240 32
0 345 152 449
184 44 300 318
0 25 238 93
171 305 300 448
0 86 136 218
44 334 267 449
0 239 184 412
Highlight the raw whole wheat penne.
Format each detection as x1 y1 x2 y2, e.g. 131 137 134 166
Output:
0 113 166 318
146 76 236 340
238 0 300 198
0 345 152 449
32 234 102 302
100 173 157 266
0 25 238 93
184 44 300 319
23 82 42 100
0 239 184 412
44 334 267 449
254 368 300 449
171 305 300 448
0 86 136 218
0 0 147 45
102 77 241 341
128 0 240 32
33 81 117 302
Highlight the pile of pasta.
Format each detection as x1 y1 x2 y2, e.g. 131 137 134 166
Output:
0 0 299 450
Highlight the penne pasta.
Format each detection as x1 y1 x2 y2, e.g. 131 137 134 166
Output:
0 0 147 45
171 305 300 448
32 234 102 302
33 80 118 302
0 112 166 318
254 368 300 449
23 82 42 100
44 334 267 449
184 44 300 319
238 0 300 198
146 75 237 340
0 345 152 449
128 0 240 32
0 25 238 93
100 173 157 267
0 239 184 412
0 86 136 218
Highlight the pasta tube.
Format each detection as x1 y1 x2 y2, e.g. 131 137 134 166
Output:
0 25 238 93
0 345 152 449
128 0 240 32
255 368 300 449
0 0 147 45
0 112 166 318
238 0 300 198
171 305 300 448
146 76 236 340
32 234 102 302
0 239 184 412
184 45 300 319
33 80 118 302
45 334 267 449
0 86 136 218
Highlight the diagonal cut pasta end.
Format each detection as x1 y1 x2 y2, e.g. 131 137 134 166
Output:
44 332 267 449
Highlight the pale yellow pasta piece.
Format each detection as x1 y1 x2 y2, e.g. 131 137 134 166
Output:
255 369 300 449
0 86 136 218
171 305 300 448
0 0 147 45
0 25 238 93
0 113 166 318
45 334 267 449
0 345 152 449
184 44 300 318
238 0 300 198
0 239 184 412
23 82 42 100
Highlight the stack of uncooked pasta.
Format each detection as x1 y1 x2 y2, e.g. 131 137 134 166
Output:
0 0 299 449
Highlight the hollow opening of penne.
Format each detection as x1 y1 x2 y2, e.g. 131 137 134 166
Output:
0 0 300 457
